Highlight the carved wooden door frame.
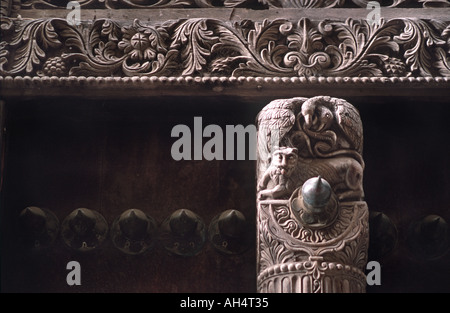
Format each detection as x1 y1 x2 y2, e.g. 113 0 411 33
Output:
1 0 449 293
1 2 449 98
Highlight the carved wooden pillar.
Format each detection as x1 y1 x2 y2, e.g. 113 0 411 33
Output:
1 0 450 293
256 96 368 293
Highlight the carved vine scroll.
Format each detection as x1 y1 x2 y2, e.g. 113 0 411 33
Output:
1 17 450 78
14 0 450 10
256 96 368 293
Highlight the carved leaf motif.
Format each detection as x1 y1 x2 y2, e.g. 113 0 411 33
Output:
0 19 61 75
259 212 294 271
441 24 450 53
443 24 450 38
14 0 450 10
282 18 403 77
330 209 368 268
69 20 125 76
223 0 254 6
395 19 446 76
351 0 408 7
39 20 62 50
0 42 9 71
52 20 87 54
261 40 291 72
434 47 450 75
325 18 400 76
232 19 294 76
114 0 193 8
19 0 352 9
333 240 359 265
91 21 123 62
210 21 252 74
170 19 218 76
21 0 196 9
260 0 344 8
272 202 354 244
0 17 15 35
97 19 121 47
1 17 450 78
122 49 178 76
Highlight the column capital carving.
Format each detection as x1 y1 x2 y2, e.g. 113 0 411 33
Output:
256 96 369 293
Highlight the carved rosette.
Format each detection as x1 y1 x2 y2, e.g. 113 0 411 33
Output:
256 96 369 293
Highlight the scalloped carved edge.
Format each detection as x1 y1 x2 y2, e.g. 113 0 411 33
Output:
1 75 449 86
1 75 449 98
258 261 367 293
258 261 366 283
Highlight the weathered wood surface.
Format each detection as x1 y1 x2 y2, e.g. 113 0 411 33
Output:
14 8 450 22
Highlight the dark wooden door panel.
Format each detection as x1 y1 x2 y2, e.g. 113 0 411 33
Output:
1 96 450 292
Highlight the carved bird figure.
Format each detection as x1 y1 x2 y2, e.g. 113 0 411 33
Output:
300 96 363 154
257 97 308 171
301 99 334 133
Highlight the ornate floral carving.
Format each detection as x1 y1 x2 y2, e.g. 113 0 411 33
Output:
18 0 258 9
1 17 449 78
0 18 63 75
260 201 368 256
271 202 355 244
394 19 448 76
16 0 450 9
258 210 296 271
261 0 344 8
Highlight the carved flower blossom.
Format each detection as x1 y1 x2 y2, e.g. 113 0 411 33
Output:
118 29 159 62
113 21 176 76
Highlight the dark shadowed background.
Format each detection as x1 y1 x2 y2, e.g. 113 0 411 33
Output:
1 95 449 292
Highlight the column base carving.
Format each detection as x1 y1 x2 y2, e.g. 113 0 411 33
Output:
257 200 369 293
258 259 366 293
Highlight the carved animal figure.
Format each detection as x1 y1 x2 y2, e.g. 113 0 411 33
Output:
301 99 334 133
258 147 299 200
296 156 364 202
300 96 363 154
